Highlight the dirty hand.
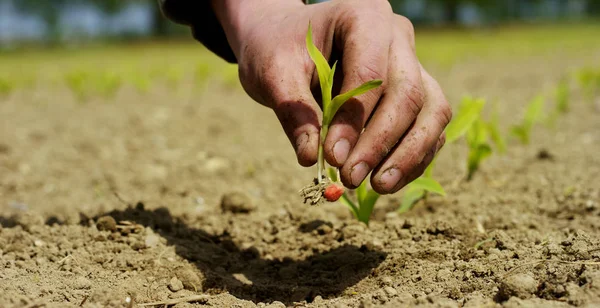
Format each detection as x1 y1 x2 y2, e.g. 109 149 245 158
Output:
213 0 452 194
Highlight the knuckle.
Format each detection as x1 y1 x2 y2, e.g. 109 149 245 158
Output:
434 101 453 128
355 64 385 85
398 82 425 118
396 15 415 35
339 0 391 22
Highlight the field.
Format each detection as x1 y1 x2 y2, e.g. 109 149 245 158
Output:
1 24 600 307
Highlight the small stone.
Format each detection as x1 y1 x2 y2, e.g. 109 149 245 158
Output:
384 286 398 297
341 223 366 239
204 157 230 173
265 301 286 308
498 273 538 300
380 276 393 286
33 239 45 247
144 234 160 248
168 277 184 292
73 277 91 290
221 192 255 213
365 239 384 250
175 267 204 291
96 216 117 232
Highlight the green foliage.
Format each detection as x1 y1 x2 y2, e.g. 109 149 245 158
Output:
575 68 600 104
511 95 545 144
466 119 493 180
555 78 570 114
445 96 486 144
487 105 506 154
328 167 380 225
398 177 446 214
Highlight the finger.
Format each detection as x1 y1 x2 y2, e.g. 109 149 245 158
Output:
259 58 322 167
337 15 424 188
322 1 393 167
371 67 452 194
397 132 446 187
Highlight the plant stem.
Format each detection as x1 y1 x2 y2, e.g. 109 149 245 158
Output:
317 124 329 183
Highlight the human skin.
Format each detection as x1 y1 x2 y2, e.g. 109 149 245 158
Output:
211 0 452 194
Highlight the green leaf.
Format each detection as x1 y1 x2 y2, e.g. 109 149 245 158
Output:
327 167 339 182
356 178 368 205
523 94 545 128
466 119 489 147
423 158 436 178
467 143 492 180
510 125 529 145
324 80 382 126
406 177 446 196
306 22 332 110
398 187 425 214
445 97 486 144
555 79 569 114
488 101 506 153
357 189 380 224
339 193 360 219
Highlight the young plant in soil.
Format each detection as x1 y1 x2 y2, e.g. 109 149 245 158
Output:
398 163 446 214
299 22 382 205
327 167 380 224
511 94 545 145
575 67 600 104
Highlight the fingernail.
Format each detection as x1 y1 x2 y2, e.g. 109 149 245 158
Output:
379 168 402 192
295 132 309 155
350 162 369 187
333 138 350 165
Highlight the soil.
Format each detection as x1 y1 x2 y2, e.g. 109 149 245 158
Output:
1 46 600 307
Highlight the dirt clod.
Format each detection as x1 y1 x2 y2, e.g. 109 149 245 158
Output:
96 216 117 232
168 277 184 292
175 267 204 291
498 273 539 301
221 192 255 213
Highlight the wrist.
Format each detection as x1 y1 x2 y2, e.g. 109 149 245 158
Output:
211 0 304 59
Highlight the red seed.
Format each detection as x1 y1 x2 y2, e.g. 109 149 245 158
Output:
324 184 344 202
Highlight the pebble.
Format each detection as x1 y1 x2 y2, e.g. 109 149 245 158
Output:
73 277 92 290
498 273 538 300
96 216 117 232
175 267 204 291
265 301 286 308
144 234 160 248
221 192 255 213
168 277 184 292
384 286 398 297
380 276 393 286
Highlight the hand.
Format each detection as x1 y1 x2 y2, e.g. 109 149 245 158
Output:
212 0 452 194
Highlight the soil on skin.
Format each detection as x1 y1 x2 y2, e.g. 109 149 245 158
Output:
1 48 600 307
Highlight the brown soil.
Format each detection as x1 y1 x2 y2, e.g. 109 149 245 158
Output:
1 48 600 308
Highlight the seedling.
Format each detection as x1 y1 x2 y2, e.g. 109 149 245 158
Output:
466 118 493 180
398 163 446 214
299 22 382 205
575 68 600 104
328 168 380 224
511 95 545 145
554 78 570 114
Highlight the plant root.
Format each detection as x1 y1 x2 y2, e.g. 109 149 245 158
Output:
299 176 330 206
